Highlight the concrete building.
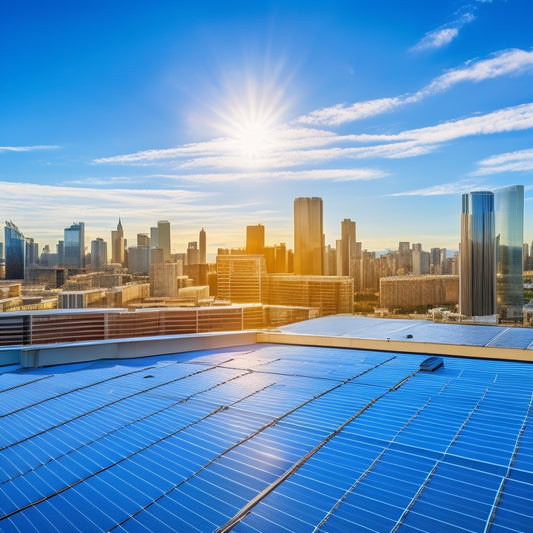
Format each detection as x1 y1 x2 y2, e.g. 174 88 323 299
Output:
150 262 180 297
246 224 265 255
199 228 206 264
137 233 150 246
266 274 353 316
111 219 124 265
128 245 151 275
216 254 267 303
380 275 459 310
340 218 356 277
157 220 171 262
294 197 323 275
91 238 108 270
460 191 496 318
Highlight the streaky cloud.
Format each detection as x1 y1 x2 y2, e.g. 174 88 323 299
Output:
389 179 487 197
0 145 60 153
411 10 476 52
471 147 533 175
414 28 459 51
297 49 533 126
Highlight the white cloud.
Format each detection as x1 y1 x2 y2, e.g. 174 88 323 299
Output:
297 97 404 127
0 145 60 153
411 10 476 52
414 28 459 51
150 168 387 183
93 103 533 172
472 148 533 175
296 49 533 126
389 179 487 197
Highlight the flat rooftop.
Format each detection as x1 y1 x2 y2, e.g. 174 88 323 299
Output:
1 318 532 532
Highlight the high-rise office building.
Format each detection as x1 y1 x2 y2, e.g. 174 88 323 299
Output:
25 238 38 268
111 219 124 265
460 191 496 317
137 233 150 246
294 197 323 275
495 185 524 320
91 238 108 270
150 227 159 249
4 221 25 279
246 225 265 255
64 222 85 269
199 228 207 265
187 241 199 266
340 218 356 277
128 245 151 275
157 220 171 262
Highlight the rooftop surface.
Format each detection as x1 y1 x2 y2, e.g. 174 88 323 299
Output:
1 329 532 532
280 316 533 350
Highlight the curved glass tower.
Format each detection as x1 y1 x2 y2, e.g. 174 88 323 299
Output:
460 191 496 317
495 185 524 321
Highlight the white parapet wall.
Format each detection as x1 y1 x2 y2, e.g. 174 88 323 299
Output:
17 331 259 368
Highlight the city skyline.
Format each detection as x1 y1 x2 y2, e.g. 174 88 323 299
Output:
1 1 532 252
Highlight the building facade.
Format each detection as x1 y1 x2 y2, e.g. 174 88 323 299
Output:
460 191 496 317
157 220 171 262
246 224 265 255
294 197 323 276
495 185 524 321
64 222 85 269
111 219 124 265
4 221 25 280
91 238 108 270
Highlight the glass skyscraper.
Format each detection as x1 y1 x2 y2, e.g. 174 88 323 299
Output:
64 222 85 269
460 191 496 317
4 221 25 280
495 185 524 321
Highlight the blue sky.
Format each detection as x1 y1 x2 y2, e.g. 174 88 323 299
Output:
1 0 532 256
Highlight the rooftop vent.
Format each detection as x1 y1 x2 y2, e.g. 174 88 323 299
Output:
420 356 444 372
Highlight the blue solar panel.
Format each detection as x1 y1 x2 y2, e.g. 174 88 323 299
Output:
0 337 532 532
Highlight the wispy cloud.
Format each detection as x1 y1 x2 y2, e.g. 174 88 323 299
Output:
150 168 387 183
411 11 476 52
94 103 533 172
389 179 487 197
297 49 533 126
0 145 60 153
472 148 533 175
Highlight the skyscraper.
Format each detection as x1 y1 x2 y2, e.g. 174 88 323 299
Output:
460 191 496 317
91 238 108 270
157 220 171 262
294 197 323 275
246 224 265 255
64 222 85 269
495 185 524 321
111 219 124 265
4 221 25 279
199 228 206 265
340 218 356 277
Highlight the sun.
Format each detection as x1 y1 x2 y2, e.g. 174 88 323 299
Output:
209 69 291 167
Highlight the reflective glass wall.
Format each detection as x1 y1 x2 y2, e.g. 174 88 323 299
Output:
4 221 25 280
460 191 496 317
495 185 524 320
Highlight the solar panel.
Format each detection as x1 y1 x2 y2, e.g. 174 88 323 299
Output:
0 339 531 532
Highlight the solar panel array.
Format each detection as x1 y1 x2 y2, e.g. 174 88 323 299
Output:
0 342 531 532
280 315 533 349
